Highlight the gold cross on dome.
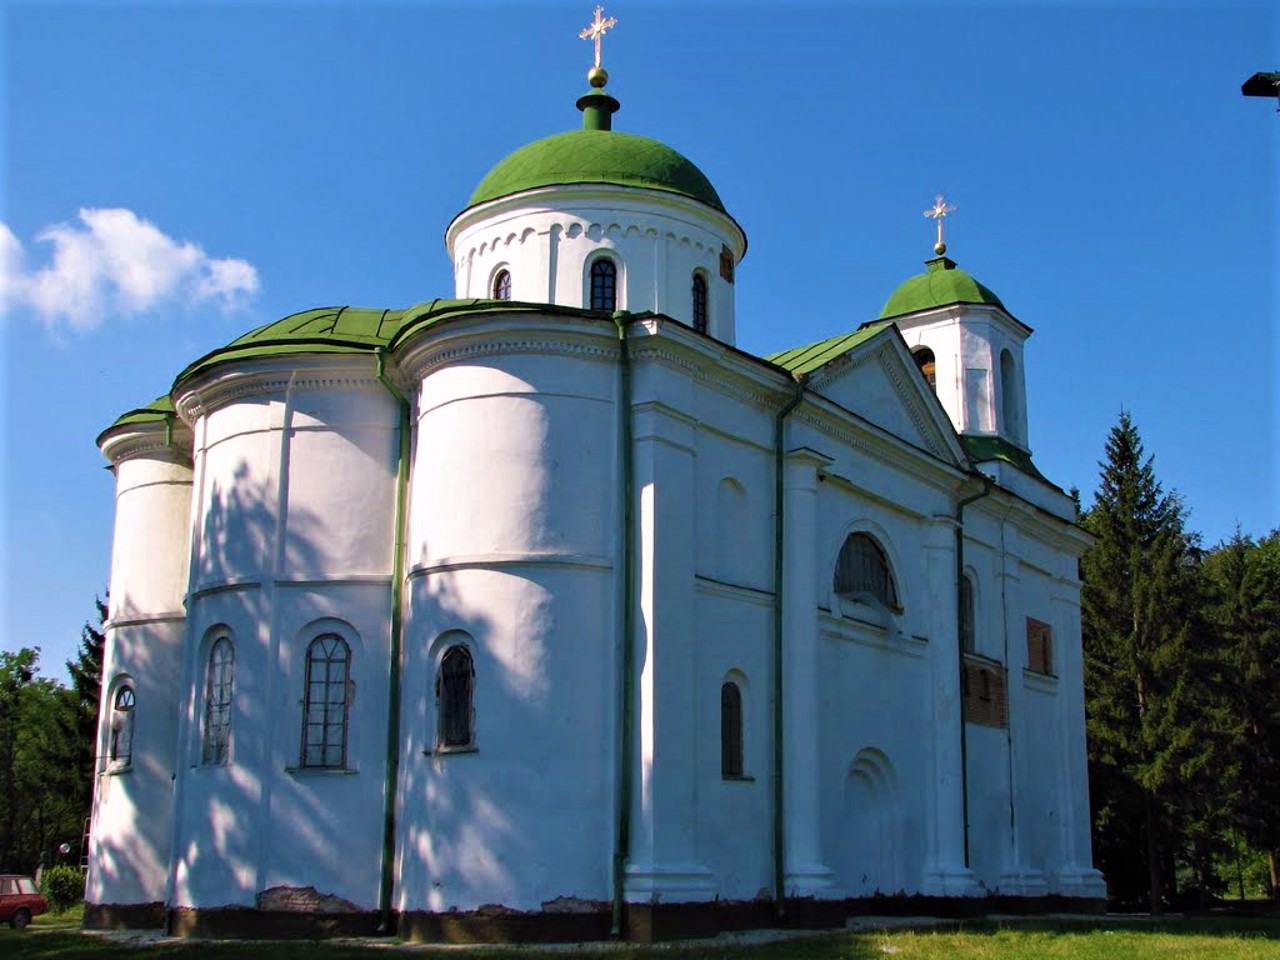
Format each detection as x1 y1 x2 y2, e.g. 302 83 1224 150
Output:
924 194 958 253
580 6 617 70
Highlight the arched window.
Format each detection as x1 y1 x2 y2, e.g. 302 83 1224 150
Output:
589 258 617 312
691 272 708 334
109 684 135 767
959 575 976 653
913 346 936 392
1000 349 1019 439
202 636 234 765
437 645 475 750
834 533 900 610
493 269 512 301
720 681 744 778
301 634 350 769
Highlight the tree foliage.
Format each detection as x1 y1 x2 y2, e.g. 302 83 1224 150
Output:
1081 412 1280 908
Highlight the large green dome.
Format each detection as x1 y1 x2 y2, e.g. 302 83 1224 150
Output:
880 256 1006 319
468 128 725 213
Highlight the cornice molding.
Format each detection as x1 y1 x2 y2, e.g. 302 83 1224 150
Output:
175 355 383 423
399 327 619 382
100 424 194 468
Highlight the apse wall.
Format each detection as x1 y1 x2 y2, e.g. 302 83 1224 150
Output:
396 319 620 912
170 362 399 912
90 431 193 910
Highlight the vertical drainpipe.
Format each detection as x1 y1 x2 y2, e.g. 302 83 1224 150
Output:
772 375 805 919
611 314 635 939
374 348 409 935
955 475 992 868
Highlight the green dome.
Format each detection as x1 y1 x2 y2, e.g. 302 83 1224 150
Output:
880 256 1006 319
469 129 726 213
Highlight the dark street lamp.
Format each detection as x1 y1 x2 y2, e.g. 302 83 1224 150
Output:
1242 71 1280 110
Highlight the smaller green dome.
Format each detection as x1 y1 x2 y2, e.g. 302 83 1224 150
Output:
880 256 1006 319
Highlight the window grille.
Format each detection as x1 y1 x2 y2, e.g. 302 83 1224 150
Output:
109 685 135 766
720 681 743 778
301 634 350 768
203 637 234 765
834 533 900 610
692 272 708 334
493 269 512 301
590 259 617 312
437 645 475 749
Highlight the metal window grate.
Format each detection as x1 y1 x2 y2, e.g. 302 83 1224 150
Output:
203 637 234 765
720 681 743 777
692 272 708 334
438 646 475 749
834 533 900 610
109 685 135 766
590 259 617 312
301 634 350 768
493 269 512 301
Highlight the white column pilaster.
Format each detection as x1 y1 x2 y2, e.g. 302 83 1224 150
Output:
782 448 835 897
921 516 980 896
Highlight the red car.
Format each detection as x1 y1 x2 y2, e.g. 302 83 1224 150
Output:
0 875 48 929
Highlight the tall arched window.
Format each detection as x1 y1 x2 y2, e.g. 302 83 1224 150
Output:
437 645 475 750
493 269 512 301
720 681 744 778
913 346 937 392
959 575 976 653
834 533 900 610
1000 349 1019 439
589 258 617 312
691 272 708 334
109 684 135 767
202 636 234 765
301 634 350 769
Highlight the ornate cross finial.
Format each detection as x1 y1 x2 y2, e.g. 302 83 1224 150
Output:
581 6 617 70
924 194 957 255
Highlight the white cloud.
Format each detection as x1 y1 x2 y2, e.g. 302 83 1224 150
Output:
0 208 260 333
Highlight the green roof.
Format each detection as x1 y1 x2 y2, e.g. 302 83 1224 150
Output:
765 323 889 376
468 129 726 214
102 300 613 443
961 434 1047 482
97 395 178 445
880 256 1006 319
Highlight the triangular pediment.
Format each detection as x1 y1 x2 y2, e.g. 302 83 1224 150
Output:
781 324 967 466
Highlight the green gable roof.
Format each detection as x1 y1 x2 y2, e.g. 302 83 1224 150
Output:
765 323 889 376
880 256 1006 320
468 129 726 214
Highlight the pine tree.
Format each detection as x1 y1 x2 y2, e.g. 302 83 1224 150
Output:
66 595 106 846
1204 530 1280 898
1080 412 1199 913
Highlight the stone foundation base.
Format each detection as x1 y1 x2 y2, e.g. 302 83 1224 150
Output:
83 894 1106 941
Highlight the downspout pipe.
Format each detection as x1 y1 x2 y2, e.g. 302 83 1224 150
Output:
771 374 806 920
374 348 410 935
610 313 635 939
954 474 992 868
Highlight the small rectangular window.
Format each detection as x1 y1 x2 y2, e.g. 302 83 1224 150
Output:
962 655 1007 728
1026 618 1053 675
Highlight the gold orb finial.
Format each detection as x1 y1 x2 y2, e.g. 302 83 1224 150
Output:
934 241 947 255
588 65 609 88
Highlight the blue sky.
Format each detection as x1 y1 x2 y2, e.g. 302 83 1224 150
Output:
2 1 1275 681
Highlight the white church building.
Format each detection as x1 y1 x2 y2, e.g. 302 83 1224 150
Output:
86 14 1106 941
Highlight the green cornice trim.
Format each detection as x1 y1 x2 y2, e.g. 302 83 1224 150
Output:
961 434 1048 482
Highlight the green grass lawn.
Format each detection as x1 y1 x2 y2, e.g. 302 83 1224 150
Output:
2 916 1277 960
